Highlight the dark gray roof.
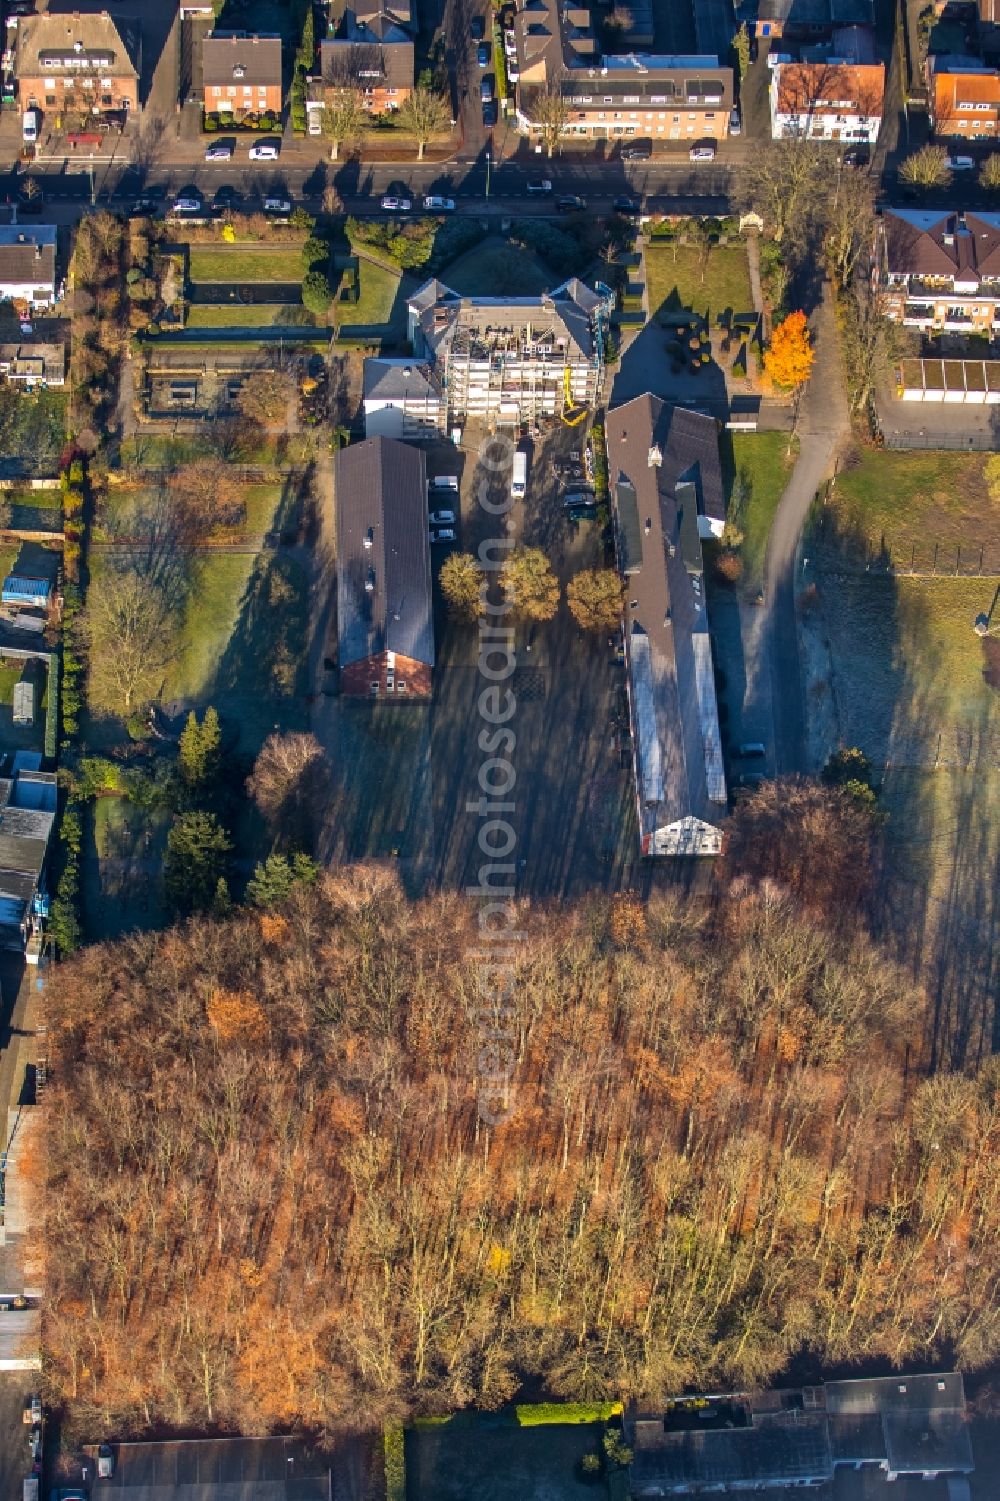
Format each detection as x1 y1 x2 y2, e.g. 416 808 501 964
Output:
631 1411 833 1489
825 1375 973 1476
84 1437 331 1501
321 31 414 87
606 394 726 851
335 436 434 670
0 227 56 292
202 32 283 87
363 359 443 403
758 0 874 25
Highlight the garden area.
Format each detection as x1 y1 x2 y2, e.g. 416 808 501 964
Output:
722 431 796 586
188 246 310 284
0 387 68 476
443 237 552 296
644 229 753 324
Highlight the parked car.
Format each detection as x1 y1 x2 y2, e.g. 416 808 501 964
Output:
97 1445 115 1481
842 146 869 167
21 109 38 144
481 73 495 102
566 503 596 522
380 194 412 211
476 40 490 66
729 106 741 135
308 112 323 135
563 490 596 508
429 508 457 525
482 99 498 125
429 528 457 543
171 196 202 214
689 142 716 162
504 29 517 55
526 178 553 193
947 154 976 170
557 193 586 211
737 742 766 759
471 14 486 38
263 196 292 214
622 140 651 161
429 474 459 490
248 141 279 160
204 142 233 161
424 194 456 211
612 194 640 217
508 59 520 81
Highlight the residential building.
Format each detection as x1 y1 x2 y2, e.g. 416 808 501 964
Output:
363 358 446 440
0 342 65 387
605 394 727 859
15 8 140 119
80 1438 333 1501
517 53 734 144
769 57 885 140
0 756 57 953
628 1371 975 1494
0 227 57 309
407 277 613 423
335 436 434 699
979 0 1000 57
202 31 282 120
875 207 1000 334
318 19 414 113
928 57 1000 138
755 0 874 42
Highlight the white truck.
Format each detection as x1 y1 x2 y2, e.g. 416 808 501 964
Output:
511 449 527 499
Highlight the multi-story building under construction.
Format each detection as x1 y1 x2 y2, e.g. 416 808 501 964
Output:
406 277 614 424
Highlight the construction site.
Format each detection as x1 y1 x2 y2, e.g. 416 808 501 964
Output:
407 278 615 425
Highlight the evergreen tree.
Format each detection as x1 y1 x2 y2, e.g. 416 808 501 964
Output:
165 812 231 915
178 707 222 789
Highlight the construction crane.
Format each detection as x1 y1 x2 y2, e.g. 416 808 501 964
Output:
561 366 588 426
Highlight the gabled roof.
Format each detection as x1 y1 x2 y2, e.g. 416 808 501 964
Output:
16 9 139 79
363 358 443 404
335 437 434 671
825 1374 974 1476
0 227 56 291
881 207 1000 282
320 32 413 88
606 394 727 850
202 32 283 88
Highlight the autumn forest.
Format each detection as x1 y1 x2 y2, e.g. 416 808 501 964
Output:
40 788 1000 1440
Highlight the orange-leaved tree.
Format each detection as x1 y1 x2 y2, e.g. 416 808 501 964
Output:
763 309 814 391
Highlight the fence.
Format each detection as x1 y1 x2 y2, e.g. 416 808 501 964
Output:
813 510 1000 576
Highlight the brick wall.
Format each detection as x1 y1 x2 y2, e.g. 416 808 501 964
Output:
341 652 432 699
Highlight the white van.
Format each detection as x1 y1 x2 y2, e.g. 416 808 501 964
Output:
511 449 527 498
22 109 38 144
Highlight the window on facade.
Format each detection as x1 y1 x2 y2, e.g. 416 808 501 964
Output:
396 681 407 693
603 95 612 103
101 93 112 106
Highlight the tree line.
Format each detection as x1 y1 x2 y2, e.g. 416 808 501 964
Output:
39 788 1000 1440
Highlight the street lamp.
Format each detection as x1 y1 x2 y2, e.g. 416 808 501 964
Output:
486 150 491 200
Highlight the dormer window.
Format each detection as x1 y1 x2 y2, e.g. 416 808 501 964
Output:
233 64 246 78
363 527 374 549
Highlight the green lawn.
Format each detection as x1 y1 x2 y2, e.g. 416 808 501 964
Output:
3 488 61 510
163 553 257 703
722 431 794 585
0 544 21 581
827 447 997 564
187 247 306 283
645 243 753 324
349 257 402 327
185 302 315 328
0 663 21 702
443 237 551 296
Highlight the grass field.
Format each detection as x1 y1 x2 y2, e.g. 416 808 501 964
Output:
349 258 402 327
723 431 794 584
187 247 306 283
443 237 551 296
805 567 1000 1062
645 243 753 324
84 797 170 942
185 302 315 328
3 488 61 510
0 544 22 581
164 553 257 704
826 447 998 566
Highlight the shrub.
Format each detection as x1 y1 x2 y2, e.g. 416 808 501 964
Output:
715 549 743 583
302 269 333 315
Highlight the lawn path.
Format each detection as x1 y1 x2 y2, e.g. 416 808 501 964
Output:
762 282 851 773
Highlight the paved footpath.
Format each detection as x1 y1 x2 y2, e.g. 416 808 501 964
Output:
761 283 851 775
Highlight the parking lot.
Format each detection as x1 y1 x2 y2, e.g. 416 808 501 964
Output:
313 419 650 896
